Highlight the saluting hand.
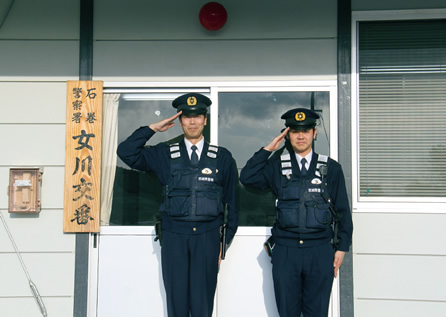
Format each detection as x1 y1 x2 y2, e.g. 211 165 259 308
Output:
149 111 182 132
264 127 290 152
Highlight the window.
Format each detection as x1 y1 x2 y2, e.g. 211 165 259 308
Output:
218 91 330 226
109 92 211 225
105 86 334 226
356 18 446 199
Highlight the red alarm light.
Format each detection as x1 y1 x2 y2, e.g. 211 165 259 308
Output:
199 2 228 31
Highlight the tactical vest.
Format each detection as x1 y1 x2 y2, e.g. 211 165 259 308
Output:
161 143 224 221
276 151 333 233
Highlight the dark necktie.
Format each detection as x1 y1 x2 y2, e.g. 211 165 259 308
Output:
301 158 307 175
191 145 199 165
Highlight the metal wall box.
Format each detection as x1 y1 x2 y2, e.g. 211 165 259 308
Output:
8 168 42 213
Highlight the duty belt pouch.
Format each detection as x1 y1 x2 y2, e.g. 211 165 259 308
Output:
263 236 275 257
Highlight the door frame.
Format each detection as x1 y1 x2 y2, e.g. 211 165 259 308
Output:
87 80 341 317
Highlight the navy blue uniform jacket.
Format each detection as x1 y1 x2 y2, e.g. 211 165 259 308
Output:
117 126 238 244
240 147 352 251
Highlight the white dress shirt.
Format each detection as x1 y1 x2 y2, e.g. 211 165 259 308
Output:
296 150 313 171
184 138 204 160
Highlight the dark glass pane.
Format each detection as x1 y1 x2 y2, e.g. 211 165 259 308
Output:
110 94 210 226
218 92 330 226
109 91 330 226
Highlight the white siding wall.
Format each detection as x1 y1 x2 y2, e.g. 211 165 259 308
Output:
351 1 446 316
352 213 446 316
0 0 79 316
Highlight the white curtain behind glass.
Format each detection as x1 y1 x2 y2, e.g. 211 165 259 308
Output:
101 94 120 225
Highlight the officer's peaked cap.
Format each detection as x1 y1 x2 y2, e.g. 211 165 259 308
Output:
172 93 211 115
281 108 319 129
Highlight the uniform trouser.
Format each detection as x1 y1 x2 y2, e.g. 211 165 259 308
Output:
161 227 221 317
272 242 335 317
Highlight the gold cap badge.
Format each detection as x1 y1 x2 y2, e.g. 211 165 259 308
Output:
202 168 213 175
295 112 306 121
187 96 197 106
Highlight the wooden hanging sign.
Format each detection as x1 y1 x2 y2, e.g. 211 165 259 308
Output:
63 81 103 232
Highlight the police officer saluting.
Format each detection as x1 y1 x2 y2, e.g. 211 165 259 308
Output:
117 93 238 317
240 108 352 317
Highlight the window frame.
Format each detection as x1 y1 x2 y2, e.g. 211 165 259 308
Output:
105 80 339 158
209 83 338 160
351 9 446 212
103 80 339 226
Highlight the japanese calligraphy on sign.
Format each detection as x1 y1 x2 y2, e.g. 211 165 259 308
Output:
63 81 103 232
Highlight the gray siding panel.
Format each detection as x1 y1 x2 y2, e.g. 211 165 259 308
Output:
95 0 336 40
0 39 76 317
0 83 66 124
40 167 65 210
354 254 446 301
0 298 74 317
355 299 446 317
0 0 79 39
93 0 338 79
0 125 65 166
0 41 79 78
0 253 75 297
353 213 446 255
94 39 337 78
353 210 446 316
0 209 74 252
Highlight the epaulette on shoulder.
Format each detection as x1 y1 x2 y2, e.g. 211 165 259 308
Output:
318 154 329 163
280 152 292 177
276 146 292 177
207 144 219 159
315 154 329 177
169 143 181 159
